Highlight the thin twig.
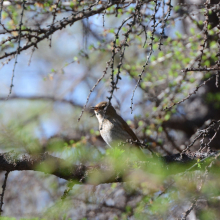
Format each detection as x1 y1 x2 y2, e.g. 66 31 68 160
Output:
0 171 10 216
6 0 26 99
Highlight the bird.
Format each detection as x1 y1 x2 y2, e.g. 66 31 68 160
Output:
91 101 140 148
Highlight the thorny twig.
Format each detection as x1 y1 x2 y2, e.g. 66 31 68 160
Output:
197 0 209 68
0 2 114 61
107 14 134 103
77 61 111 122
84 13 135 126
6 0 26 99
164 75 214 111
49 0 61 47
130 0 172 113
0 171 10 215
158 0 171 50
182 120 220 155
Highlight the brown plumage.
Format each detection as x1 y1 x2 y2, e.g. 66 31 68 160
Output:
91 101 139 147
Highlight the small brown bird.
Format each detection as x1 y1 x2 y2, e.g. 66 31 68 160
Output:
91 101 139 148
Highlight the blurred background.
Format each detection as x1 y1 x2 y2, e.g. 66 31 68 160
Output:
0 0 219 219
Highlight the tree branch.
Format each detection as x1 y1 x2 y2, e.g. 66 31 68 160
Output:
0 2 114 60
0 95 83 108
0 152 88 182
0 150 217 184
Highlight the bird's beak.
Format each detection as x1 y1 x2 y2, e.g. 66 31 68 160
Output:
90 106 97 117
91 106 101 111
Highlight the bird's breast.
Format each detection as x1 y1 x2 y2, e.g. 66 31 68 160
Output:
99 118 131 147
99 119 114 147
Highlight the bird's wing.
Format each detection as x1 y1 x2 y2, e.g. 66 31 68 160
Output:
116 115 139 142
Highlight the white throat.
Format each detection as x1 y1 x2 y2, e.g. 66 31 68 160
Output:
95 111 105 124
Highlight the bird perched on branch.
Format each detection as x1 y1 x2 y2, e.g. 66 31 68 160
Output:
91 101 140 148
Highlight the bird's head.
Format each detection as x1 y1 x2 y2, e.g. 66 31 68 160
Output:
91 101 116 119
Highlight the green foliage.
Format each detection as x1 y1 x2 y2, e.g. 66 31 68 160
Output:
0 1 219 218
106 146 125 158
198 210 218 220
0 218 16 220
206 92 220 109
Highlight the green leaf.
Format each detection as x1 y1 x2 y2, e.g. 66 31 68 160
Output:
73 56 78 61
164 114 170 121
